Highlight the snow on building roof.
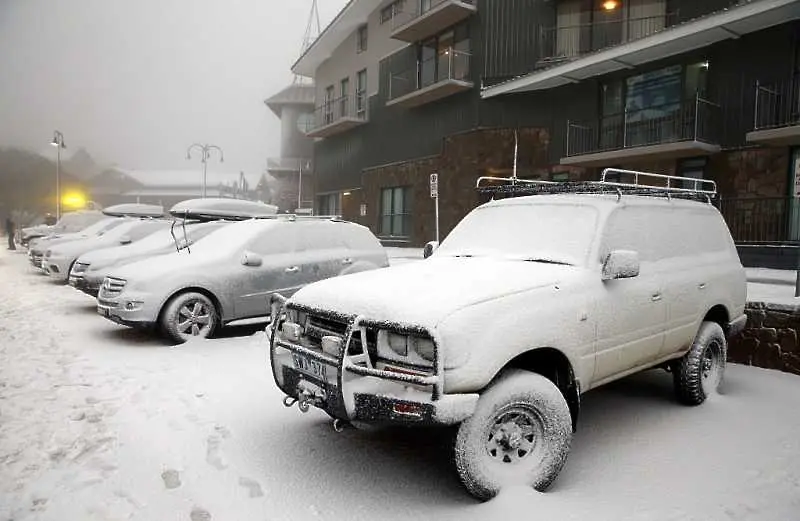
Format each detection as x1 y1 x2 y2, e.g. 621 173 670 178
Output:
264 84 316 116
119 170 259 189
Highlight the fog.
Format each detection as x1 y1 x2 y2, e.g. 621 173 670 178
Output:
0 0 346 176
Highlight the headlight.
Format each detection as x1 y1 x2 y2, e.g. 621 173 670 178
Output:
45 250 52 257
377 330 436 366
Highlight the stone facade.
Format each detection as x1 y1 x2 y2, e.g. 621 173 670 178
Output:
710 147 789 198
728 302 800 376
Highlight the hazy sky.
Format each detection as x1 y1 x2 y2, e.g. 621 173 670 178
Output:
0 0 347 175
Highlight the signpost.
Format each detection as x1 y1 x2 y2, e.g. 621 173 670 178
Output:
430 173 439 243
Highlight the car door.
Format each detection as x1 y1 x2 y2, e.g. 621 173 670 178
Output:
232 224 301 320
293 221 348 285
592 205 667 385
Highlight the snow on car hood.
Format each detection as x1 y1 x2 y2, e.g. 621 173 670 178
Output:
288 256 575 330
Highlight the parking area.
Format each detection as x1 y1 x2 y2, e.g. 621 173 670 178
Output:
1 246 800 520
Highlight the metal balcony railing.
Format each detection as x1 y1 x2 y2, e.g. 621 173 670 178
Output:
391 0 475 31
565 95 721 157
388 49 471 101
753 75 800 131
538 12 679 65
267 158 305 173
311 92 368 130
716 197 800 244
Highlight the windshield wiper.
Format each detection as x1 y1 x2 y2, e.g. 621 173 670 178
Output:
522 258 572 266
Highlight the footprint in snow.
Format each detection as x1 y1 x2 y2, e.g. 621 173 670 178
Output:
162 468 182 489
190 506 212 521
238 476 264 498
205 435 227 470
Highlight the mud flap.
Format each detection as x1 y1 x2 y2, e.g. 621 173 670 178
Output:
566 380 580 433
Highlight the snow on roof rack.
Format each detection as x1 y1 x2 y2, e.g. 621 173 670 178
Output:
102 203 165 218
476 168 717 203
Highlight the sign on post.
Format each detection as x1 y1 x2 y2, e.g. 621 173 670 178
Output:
430 173 438 199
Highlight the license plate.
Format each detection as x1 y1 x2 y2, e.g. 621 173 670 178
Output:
292 353 327 380
97 307 110 318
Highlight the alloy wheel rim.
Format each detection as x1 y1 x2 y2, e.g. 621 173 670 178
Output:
177 300 212 337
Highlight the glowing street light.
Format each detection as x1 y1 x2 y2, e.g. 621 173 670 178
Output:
602 0 619 10
50 130 66 220
186 143 224 198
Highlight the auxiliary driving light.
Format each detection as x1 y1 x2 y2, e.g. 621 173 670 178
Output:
282 322 302 342
321 335 343 357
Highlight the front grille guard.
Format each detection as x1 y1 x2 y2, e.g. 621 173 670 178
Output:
268 294 443 405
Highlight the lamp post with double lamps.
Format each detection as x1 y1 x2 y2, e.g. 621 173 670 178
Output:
50 130 66 220
186 143 224 198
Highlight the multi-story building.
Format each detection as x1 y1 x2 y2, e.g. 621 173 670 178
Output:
264 83 316 213
293 0 800 265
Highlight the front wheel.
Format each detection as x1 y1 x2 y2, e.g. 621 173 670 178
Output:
160 291 219 344
454 370 573 501
673 321 727 405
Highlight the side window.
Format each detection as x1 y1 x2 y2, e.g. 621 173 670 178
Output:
343 225 380 251
296 223 346 251
247 226 296 255
600 206 655 262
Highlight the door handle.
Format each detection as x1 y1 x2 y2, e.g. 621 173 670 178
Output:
285 266 300 274
651 293 662 302
698 282 707 290
342 258 353 265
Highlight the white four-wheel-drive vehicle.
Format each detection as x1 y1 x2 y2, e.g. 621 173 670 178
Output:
97 215 389 344
267 169 747 500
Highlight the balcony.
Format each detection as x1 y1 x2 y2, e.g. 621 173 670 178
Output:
391 0 476 43
746 76 800 146
717 197 800 244
537 12 678 69
267 158 304 175
387 49 472 108
562 95 722 167
306 93 368 139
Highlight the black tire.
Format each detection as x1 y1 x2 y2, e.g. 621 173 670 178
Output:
673 321 727 406
454 370 573 501
160 291 219 344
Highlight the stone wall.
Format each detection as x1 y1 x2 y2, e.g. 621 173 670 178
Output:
728 302 800 376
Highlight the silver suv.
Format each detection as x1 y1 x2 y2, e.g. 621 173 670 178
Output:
97 216 389 344
268 170 747 500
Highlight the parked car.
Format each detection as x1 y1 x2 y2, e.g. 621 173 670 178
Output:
28 217 127 269
97 216 389 344
69 220 232 296
43 218 171 281
18 209 107 247
267 170 748 500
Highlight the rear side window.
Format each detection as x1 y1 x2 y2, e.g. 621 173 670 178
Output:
601 204 734 262
341 224 381 251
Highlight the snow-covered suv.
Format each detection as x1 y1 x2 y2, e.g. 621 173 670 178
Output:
267 170 747 500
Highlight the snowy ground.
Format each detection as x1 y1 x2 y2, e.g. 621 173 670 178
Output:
1 247 800 520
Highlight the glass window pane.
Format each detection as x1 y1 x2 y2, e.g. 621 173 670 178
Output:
382 189 392 216
392 188 404 214
381 215 391 235
392 215 403 236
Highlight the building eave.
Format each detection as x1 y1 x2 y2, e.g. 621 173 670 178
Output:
481 0 800 98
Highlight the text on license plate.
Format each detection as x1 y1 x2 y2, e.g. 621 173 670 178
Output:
292 354 327 380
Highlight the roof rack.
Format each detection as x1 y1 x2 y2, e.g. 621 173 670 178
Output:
476 168 717 203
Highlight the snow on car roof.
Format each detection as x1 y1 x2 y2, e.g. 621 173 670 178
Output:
102 203 165 218
168 198 278 220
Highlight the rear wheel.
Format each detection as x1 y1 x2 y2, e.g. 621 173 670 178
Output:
673 321 727 405
454 370 573 500
160 291 219 344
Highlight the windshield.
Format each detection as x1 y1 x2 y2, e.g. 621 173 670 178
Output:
136 221 229 251
434 202 599 266
189 219 271 255
79 217 125 236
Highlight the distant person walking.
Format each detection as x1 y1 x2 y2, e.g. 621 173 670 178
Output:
5 216 16 250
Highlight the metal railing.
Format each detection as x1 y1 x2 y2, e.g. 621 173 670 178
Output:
717 197 800 244
566 95 721 157
388 49 471 101
391 0 475 31
538 12 678 65
753 75 800 131
311 92 368 130
267 157 304 172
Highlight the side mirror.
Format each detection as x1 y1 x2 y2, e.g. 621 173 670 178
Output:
602 250 640 281
241 251 263 267
423 240 439 259
119 235 132 245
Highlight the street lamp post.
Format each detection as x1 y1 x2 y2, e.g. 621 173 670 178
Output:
186 143 224 198
50 131 66 220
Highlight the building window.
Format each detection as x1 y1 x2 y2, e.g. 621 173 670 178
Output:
356 69 367 116
324 85 334 124
677 157 707 190
356 24 368 53
340 77 350 118
296 112 314 133
417 21 470 88
380 0 405 24
380 186 411 237
318 193 341 216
